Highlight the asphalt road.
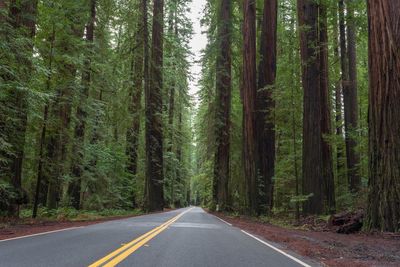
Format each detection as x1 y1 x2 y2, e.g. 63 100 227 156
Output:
0 207 317 267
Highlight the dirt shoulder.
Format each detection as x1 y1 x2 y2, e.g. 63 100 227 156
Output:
0 213 150 241
210 212 400 267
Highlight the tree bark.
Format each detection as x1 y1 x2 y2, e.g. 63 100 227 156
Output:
344 0 360 193
256 0 277 214
126 0 145 208
145 0 164 211
297 0 324 215
319 3 336 214
214 0 232 211
366 0 400 232
243 0 258 215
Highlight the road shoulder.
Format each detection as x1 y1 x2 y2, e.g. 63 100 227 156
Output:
209 211 400 267
0 210 168 241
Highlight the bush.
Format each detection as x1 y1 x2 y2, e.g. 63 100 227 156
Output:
0 181 16 213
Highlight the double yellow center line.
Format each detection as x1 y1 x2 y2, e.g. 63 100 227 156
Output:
89 208 192 267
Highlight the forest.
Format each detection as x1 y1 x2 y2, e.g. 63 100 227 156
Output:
0 0 399 235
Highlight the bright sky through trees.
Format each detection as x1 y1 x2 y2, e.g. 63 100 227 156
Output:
188 0 207 101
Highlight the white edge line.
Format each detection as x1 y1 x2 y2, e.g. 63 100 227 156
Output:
0 226 84 243
1 208 194 243
241 230 312 267
215 216 232 226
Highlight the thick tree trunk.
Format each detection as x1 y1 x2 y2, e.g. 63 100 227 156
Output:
243 0 258 215
69 0 97 210
213 0 232 211
126 0 146 208
256 0 277 214
145 0 164 211
297 0 324 215
344 0 360 193
366 0 400 232
319 4 336 214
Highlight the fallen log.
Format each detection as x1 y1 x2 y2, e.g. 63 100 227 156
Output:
329 210 364 234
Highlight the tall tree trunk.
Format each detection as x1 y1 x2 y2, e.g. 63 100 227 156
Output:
213 0 232 211
319 3 336 213
256 0 277 214
297 0 324 215
333 2 346 192
68 0 97 210
142 0 150 207
145 0 164 211
344 0 360 193
47 5 86 209
176 95 183 207
366 0 400 232
166 1 177 207
167 80 175 207
126 0 145 208
243 0 258 215
7 0 38 217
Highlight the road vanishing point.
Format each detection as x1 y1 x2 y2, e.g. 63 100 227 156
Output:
0 207 317 267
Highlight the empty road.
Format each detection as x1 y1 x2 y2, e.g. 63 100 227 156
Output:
0 207 316 267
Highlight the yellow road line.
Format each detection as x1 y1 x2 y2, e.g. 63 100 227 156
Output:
88 216 177 267
88 208 191 267
103 213 185 266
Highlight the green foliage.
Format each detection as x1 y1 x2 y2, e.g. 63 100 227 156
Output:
0 181 17 214
1 0 194 216
0 0 371 222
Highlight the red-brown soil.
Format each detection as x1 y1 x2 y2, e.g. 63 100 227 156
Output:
211 212 400 267
0 208 178 241
0 215 139 241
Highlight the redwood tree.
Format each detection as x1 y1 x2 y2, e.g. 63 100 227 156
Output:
243 0 258 215
366 0 400 232
126 0 146 207
319 2 335 213
256 0 277 214
145 0 165 211
213 0 232 210
297 0 324 214
344 0 360 193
